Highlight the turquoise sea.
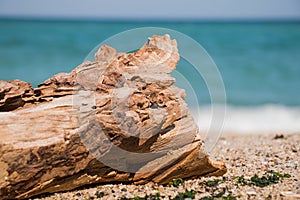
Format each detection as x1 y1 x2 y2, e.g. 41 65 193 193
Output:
1 19 299 133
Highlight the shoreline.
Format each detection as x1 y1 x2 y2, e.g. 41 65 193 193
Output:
33 133 300 199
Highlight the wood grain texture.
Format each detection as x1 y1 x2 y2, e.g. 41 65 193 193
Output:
0 35 226 199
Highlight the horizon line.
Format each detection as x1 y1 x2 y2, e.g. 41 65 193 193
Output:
1 16 300 23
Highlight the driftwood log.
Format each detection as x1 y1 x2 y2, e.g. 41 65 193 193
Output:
0 35 226 199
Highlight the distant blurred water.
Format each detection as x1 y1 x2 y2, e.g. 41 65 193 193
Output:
1 19 299 133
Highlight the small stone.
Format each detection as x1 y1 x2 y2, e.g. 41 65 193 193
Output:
106 171 117 178
280 191 300 198
246 190 257 195
273 134 284 139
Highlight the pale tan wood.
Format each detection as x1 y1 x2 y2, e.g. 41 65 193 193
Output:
0 35 226 199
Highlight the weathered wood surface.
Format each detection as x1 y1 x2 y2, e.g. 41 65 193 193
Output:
0 35 226 199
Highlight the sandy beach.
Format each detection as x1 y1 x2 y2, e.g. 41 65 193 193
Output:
32 133 299 200
1 2 300 199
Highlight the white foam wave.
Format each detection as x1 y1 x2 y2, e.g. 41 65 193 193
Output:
193 104 300 134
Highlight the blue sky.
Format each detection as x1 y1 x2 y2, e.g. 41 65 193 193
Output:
0 0 300 20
